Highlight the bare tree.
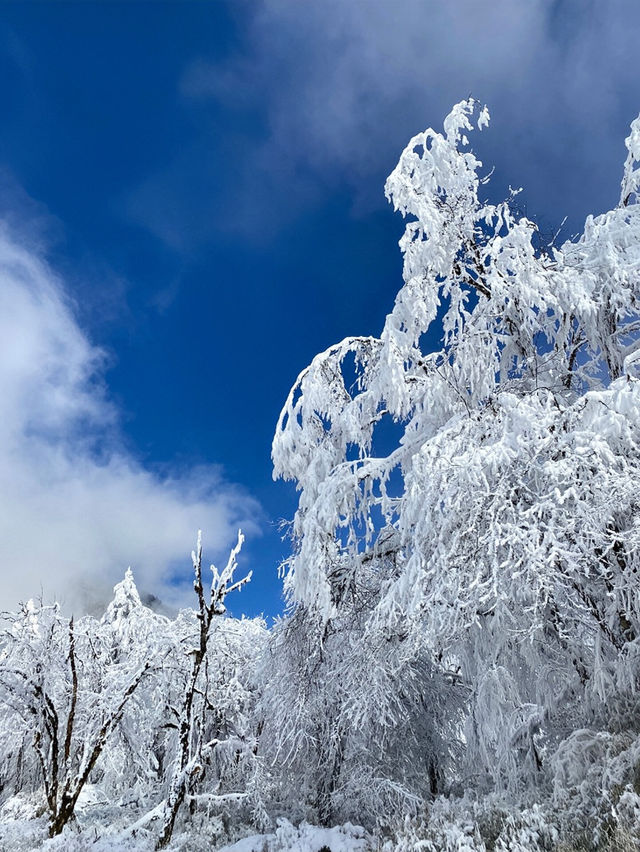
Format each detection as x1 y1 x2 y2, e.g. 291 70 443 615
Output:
0 603 151 837
156 530 251 849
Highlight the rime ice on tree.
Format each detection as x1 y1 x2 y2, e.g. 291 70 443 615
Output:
271 100 640 832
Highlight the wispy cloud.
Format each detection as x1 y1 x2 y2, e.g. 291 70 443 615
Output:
0 198 260 615
128 0 640 248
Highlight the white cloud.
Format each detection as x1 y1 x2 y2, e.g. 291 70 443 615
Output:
137 0 639 244
210 0 549 171
0 214 260 615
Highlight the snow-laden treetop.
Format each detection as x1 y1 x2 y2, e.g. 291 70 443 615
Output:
273 99 640 619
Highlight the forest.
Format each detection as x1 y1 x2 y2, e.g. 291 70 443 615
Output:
1 100 640 851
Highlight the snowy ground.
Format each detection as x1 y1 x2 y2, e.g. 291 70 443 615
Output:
0 822 371 852
0 792 371 852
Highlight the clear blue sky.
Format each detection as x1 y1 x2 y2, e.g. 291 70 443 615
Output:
0 1 638 618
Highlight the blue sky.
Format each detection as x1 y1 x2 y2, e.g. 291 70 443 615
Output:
0 0 639 618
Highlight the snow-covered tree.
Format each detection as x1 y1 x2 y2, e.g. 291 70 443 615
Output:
271 100 640 835
0 535 266 848
155 531 257 849
0 598 152 836
2 101 640 851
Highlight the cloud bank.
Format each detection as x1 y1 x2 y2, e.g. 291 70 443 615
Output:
0 211 260 614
